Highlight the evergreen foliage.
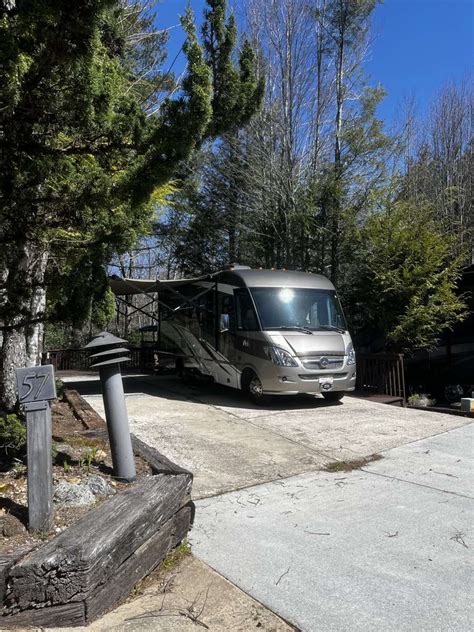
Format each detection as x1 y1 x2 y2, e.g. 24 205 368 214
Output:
202 0 264 136
344 201 468 353
0 0 261 409
0 413 26 455
0 0 208 325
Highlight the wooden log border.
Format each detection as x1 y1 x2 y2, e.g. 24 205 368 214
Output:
1 435 195 628
62 388 107 431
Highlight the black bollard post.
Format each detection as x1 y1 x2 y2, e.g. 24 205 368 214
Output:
84 332 136 482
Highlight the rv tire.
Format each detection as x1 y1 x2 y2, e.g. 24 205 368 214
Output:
242 370 269 405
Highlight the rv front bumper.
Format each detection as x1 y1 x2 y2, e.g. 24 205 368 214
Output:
260 364 357 395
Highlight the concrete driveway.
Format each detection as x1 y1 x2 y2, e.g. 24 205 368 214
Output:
66 373 470 499
191 424 473 631
64 374 473 631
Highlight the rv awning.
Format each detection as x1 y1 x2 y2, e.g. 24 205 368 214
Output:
108 274 212 296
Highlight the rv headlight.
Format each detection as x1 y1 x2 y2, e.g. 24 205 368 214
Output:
347 343 356 365
264 346 298 367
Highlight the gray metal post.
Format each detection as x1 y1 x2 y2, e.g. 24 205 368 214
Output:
84 332 136 482
25 401 54 532
99 364 136 481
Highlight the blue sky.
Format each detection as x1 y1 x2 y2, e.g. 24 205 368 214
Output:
156 0 473 124
366 0 473 122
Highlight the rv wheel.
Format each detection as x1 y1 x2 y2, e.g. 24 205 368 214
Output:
244 371 269 405
322 391 345 402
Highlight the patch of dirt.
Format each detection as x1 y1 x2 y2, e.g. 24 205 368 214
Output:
0 393 153 554
51 398 82 437
324 453 383 472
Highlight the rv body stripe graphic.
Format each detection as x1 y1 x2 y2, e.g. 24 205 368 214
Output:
198 339 233 376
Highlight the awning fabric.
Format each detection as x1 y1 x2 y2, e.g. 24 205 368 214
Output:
108 275 211 296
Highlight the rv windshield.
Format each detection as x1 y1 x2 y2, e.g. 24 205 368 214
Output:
250 287 347 332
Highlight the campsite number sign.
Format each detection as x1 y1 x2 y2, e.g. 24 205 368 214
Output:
15 364 56 405
15 364 56 532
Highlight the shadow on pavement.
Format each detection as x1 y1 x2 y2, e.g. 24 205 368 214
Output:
64 373 343 412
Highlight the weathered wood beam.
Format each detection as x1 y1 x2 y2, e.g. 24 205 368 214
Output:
5 473 192 613
0 546 34 603
131 434 193 477
86 505 192 622
2 602 86 627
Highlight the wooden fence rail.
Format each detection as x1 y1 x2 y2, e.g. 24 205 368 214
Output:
44 348 157 372
356 353 406 401
44 349 90 371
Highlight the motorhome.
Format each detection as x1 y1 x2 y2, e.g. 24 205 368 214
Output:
109 267 356 402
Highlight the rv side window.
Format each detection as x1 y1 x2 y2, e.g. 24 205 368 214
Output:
198 291 215 341
235 290 259 331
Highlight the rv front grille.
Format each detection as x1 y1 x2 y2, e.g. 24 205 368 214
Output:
301 356 344 370
298 372 348 380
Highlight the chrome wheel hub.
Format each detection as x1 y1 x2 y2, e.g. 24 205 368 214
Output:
249 376 263 397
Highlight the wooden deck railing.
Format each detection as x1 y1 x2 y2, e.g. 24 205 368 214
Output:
45 347 158 372
45 349 90 371
356 353 406 401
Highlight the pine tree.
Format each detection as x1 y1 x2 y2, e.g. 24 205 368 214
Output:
202 0 264 136
344 200 467 354
0 0 260 410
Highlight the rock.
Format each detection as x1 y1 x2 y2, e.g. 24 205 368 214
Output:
54 442 86 465
66 476 82 485
87 475 115 497
54 481 96 507
1 514 26 537
94 449 107 462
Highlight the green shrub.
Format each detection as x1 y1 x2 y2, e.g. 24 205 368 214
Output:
0 414 27 454
408 393 436 407
55 378 65 399
44 322 75 350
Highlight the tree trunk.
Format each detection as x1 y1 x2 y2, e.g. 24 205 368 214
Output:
25 249 48 366
0 329 26 411
331 19 345 286
0 242 49 411
228 225 236 265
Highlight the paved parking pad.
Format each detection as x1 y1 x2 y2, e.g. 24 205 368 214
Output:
66 374 472 499
72 378 328 498
199 392 471 461
191 425 473 631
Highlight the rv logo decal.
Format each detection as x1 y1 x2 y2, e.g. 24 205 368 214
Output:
319 356 329 369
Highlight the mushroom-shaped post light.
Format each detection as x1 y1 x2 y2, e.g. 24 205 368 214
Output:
83 332 136 482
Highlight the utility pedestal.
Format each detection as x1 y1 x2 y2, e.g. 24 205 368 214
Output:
84 332 136 482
